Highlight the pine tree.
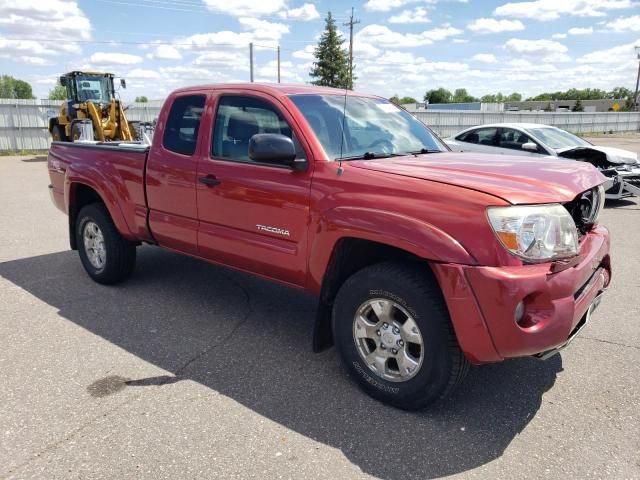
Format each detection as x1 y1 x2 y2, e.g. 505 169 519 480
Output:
310 12 351 89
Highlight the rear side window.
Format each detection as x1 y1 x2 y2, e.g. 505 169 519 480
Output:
457 128 497 146
163 95 205 156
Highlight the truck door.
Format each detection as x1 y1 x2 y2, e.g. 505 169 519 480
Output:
196 93 313 287
146 94 206 255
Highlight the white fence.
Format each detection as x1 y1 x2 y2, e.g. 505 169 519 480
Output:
1 99 639 151
415 111 640 138
0 99 163 151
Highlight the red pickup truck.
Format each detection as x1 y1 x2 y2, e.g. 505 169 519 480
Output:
48 84 611 409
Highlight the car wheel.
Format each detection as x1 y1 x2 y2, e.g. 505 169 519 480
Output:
76 203 136 284
332 261 469 410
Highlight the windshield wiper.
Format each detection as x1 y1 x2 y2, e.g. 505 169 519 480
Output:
407 148 442 156
337 151 404 161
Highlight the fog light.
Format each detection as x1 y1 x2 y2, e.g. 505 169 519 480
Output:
514 301 525 324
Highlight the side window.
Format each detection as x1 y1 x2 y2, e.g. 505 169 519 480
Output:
212 95 305 163
458 128 499 146
162 95 205 156
498 128 535 151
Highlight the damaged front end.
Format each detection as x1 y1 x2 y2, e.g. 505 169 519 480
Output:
557 146 640 199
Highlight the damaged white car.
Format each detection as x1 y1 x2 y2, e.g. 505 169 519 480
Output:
445 123 640 200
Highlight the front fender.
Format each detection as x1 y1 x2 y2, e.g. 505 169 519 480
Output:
307 206 476 294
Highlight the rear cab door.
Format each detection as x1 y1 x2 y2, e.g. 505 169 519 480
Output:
146 92 206 255
195 89 314 287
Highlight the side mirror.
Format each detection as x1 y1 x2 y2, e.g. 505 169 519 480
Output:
248 133 306 171
522 142 538 152
120 78 127 89
59 76 68 87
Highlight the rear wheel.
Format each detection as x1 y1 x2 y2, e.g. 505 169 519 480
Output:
332 262 469 410
76 203 136 284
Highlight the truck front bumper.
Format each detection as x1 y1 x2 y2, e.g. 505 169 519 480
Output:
432 225 611 364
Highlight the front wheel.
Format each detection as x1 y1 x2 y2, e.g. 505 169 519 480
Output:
332 262 469 410
76 203 136 284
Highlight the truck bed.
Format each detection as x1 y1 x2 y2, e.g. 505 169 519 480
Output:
48 141 153 243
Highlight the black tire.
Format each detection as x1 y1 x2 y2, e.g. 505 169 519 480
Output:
51 123 68 142
76 203 136 285
332 261 469 410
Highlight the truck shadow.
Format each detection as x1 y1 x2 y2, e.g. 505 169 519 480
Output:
0 247 562 479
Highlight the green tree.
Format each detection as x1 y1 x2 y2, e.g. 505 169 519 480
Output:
135 96 148 103
424 87 452 104
506 92 522 102
609 87 632 100
48 81 67 100
0 75 35 99
398 96 416 104
310 12 352 89
389 94 400 105
572 99 584 112
452 88 478 103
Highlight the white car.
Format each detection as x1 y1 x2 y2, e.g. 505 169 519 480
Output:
445 123 640 199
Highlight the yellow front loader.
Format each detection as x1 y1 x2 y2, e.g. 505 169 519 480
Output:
49 71 136 142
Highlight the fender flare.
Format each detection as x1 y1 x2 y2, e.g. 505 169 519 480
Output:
65 165 135 243
309 206 476 290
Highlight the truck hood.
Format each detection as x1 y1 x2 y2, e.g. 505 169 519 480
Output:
556 145 638 165
350 152 607 204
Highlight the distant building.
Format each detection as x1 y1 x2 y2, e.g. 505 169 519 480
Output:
404 102 504 112
503 99 626 112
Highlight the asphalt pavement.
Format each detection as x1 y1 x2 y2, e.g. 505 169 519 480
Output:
1 142 639 479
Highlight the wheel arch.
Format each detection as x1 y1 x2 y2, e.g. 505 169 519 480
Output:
66 180 132 250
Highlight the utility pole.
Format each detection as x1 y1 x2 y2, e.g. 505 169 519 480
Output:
343 7 360 90
634 46 640 111
249 42 254 83
277 45 281 83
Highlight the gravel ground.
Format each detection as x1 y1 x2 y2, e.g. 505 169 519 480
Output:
1 149 639 480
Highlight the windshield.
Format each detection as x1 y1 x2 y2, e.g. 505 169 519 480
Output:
74 75 113 103
289 94 447 159
528 127 592 150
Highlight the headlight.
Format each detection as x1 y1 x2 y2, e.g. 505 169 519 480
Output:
487 204 579 263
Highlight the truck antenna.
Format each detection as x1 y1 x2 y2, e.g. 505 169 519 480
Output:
337 85 348 176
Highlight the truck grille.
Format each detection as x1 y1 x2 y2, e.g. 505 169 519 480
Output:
564 186 605 235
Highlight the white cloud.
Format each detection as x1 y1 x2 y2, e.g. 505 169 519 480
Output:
551 33 567 39
238 17 290 41
495 0 636 21
194 51 249 71
258 60 303 81
577 39 640 65
364 0 422 11
504 38 568 56
202 0 287 17
356 24 462 48
292 45 315 60
89 52 144 65
0 36 78 57
279 3 320 20
150 45 183 60
472 53 498 63
127 69 161 79
0 0 91 39
468 18 525 34
568 26 593 35
606 15 640 32
389 7 431 24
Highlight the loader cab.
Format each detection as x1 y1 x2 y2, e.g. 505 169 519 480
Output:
60 71 117 105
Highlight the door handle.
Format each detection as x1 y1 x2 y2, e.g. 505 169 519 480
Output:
198 175 221 186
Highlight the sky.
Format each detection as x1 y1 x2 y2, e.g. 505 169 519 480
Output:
1 0 639 101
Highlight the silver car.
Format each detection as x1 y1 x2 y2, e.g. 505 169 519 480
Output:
445 123 640 199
